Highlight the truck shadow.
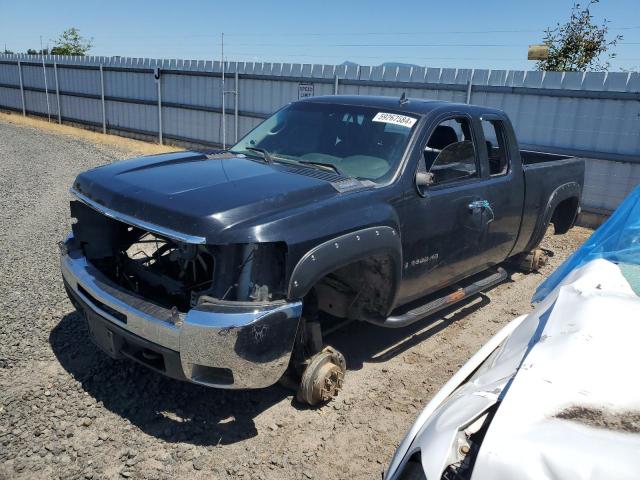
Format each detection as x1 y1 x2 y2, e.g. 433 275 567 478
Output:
49 311 289 446
50 288 498 445
326 293 491 371
327 263 525 371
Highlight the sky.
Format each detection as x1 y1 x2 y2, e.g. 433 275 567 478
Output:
1 0 639 71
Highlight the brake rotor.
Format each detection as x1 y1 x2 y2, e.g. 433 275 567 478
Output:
297 346 346 406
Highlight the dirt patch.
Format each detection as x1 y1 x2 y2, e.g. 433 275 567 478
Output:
556 406 640 433
0 111 181 157
0 116 593 480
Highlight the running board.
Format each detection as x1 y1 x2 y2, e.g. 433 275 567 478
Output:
378 267 508 328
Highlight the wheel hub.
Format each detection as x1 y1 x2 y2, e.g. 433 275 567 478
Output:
518 248 547 272
297 346 346 406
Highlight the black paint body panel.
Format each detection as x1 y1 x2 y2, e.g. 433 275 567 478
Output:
71 96 585 312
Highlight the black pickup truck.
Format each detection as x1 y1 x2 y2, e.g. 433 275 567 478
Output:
60 95 584 405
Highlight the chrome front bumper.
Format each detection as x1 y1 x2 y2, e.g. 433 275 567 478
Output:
60 240 302 389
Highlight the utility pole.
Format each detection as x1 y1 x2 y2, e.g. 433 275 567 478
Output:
220 33 239 146
221 32 226 149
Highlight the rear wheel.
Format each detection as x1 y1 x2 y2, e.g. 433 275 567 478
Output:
514 248 547 272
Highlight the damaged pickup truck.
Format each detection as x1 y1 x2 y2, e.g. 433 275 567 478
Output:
60 95 584 405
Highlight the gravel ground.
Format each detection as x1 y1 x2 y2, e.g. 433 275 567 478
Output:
0 115 593 480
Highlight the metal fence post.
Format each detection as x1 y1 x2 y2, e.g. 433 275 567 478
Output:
466 76 473 104
156 67 163 145
234 70 239 143
54 62 61 123
99 65 106 134
42 56 51 121
334 76 339 95
17 60 26 116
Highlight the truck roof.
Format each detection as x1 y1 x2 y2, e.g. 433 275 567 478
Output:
298 95 505 117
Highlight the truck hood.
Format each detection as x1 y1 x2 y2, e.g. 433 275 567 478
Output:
72 151 368 243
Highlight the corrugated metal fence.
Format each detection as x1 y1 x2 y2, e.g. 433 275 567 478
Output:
0 54 638 214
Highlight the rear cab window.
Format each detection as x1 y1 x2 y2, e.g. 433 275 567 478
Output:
480 117 510 176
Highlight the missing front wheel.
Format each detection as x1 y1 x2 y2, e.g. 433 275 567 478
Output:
296 346 346 406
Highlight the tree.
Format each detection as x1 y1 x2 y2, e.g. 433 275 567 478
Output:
50 28 92 56
536 1 622 72
26 48 48 55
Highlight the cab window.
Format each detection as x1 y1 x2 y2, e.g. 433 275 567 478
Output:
481 119 509 176
421 117 478 186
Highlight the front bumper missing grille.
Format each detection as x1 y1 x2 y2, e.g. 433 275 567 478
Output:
60 236 302 389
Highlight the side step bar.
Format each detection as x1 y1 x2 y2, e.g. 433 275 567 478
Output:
378 267 508 328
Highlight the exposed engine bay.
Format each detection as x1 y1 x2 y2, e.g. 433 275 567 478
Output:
70 200 287 311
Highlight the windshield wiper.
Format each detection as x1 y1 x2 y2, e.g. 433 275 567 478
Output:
237 148 345 176
298 160 345 176
245 147 273 164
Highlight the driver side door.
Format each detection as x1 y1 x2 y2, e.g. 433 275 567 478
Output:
399 115 490 304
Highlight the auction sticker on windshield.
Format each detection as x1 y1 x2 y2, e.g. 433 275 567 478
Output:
372 112 417 128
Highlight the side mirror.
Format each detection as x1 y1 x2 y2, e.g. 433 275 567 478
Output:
416 172 434 188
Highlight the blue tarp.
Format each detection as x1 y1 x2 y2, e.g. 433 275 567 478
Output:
533 185 640 303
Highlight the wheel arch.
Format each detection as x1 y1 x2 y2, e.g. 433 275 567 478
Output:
551 196 581 234
287 226 402 315
525 181 581 251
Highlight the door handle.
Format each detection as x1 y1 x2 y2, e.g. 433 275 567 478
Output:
468 200 488 210
468 200 494 223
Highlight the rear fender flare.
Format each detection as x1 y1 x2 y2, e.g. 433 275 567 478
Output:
287 226 402 301
526 182 581 251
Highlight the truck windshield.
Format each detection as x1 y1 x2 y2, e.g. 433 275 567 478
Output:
231 102 419 182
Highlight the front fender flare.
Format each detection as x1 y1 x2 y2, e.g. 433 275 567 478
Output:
288 226 402 300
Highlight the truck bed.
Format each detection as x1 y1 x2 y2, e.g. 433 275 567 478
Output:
520 150 572 165
513 152 585 255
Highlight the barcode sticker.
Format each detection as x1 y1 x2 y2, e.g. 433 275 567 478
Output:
372 112 417 128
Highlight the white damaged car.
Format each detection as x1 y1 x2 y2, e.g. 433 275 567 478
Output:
385 186 640 480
